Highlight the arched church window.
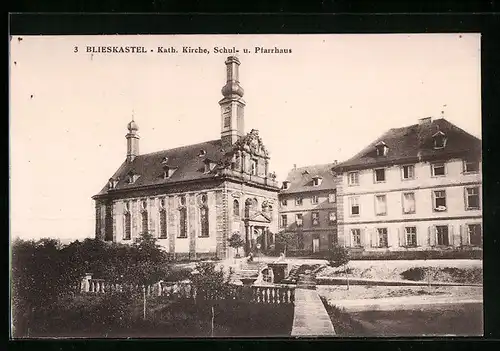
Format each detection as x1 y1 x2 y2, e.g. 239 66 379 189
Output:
233 199 240 216
123 201 131 240
141 210 148 234
179 208 187 238
178 196 187 238
200 205 209 237
159 197 167 239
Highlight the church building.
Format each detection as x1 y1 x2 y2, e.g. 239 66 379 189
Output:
92 56 280 260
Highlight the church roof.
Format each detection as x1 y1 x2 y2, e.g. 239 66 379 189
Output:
280 163 338 194
94 139 226 197
334 118 481 172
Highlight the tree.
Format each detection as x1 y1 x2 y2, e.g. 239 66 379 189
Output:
274 231 297 257
11 238 86 337
227 232 245 258
190 261 233 336
328 245 351 290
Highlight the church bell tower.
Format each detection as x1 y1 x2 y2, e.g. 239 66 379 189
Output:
219 56 245 149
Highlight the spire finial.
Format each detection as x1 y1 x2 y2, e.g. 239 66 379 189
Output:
132 109 135 122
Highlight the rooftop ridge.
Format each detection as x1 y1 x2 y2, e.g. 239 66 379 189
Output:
136 139 221 158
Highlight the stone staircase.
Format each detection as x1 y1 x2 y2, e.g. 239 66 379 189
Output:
296 271 317 290
230 259 267 283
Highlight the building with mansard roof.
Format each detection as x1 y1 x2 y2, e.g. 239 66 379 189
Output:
332 117 482 258
278 163 339 254
92 56 280 260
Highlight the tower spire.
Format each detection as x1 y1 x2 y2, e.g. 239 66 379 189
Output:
126 113 140 163
219 56 246 149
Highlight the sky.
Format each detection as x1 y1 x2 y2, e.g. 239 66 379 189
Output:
9 34 481 242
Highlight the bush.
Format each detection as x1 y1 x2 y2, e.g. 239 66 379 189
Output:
400 267 483 284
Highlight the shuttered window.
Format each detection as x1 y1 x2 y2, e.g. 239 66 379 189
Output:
351 229 362 247
436 225 449 246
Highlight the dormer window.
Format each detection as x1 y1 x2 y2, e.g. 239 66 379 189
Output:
375 141 389 157
127 172 139 184
282 181 290 190
108 177 119 190
198 149 207 157
203 159 216 173
433 131 447 149
312 176 323 186
163 166 177 179
162 157 178 178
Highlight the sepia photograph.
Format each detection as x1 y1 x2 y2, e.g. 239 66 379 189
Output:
9 33 482 338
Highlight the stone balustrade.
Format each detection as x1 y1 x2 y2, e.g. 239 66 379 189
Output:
80 274 295 304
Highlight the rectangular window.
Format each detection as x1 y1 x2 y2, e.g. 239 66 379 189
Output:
375 195 387 216
431 163 445 177
402 192 416 214
349 197 360 216
436 225 449 246
348 171 359 186
374 168 386 182
250 159 257 175
464 160 480 173
405 227 417 247
328 193 336 203
159 210 167 239
295 197 303 206
351 229 361 247
296 213 303 227
433 190 447 211
402 165 415 180
312 212 320 226
465 187 480 210
328 211 336 226
468 224 482 246
311 195 319 204
280 215 288 228
377 228 388 248
281 198 287 206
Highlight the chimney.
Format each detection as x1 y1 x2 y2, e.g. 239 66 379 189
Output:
293 164 297 170
418 117 432 125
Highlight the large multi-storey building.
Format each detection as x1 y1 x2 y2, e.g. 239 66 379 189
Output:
333 117 482 256
278 164 338 253
92 56 280 260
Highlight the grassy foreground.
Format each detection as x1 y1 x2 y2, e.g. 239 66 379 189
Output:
321 298 483 337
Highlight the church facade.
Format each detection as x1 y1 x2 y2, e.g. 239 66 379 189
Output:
92 56 280 260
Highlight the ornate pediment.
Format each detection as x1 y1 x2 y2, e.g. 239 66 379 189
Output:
248 211 271 223
232 129 269 157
